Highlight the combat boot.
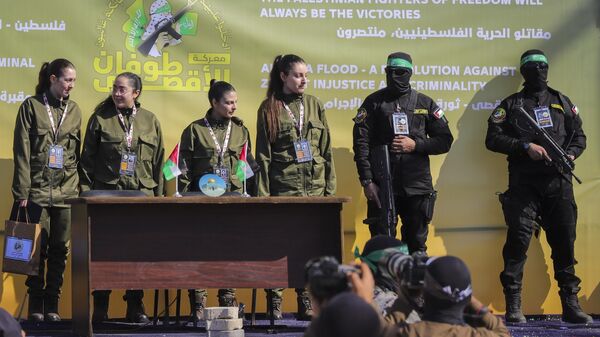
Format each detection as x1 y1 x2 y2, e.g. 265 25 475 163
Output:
44 295 61 322
296 294 313 321
268 296 283 320
504 291 526 323
124 292 150 324
559 290 593 324
188 291 206 322
92 291 109 323
27 294 44 322
218 295 238 308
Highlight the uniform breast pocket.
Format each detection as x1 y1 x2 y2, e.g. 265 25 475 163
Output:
100 131 123 160
549 109 567 138
191 147 215 176
307 120 324 142
29 128 50 157
410 114 427 136
307 120 325 156
64 130 80 167
276 125 295 144
138 133 158 160
227 148 240 166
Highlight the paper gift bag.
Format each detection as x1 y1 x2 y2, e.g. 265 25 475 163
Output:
3 210 42 276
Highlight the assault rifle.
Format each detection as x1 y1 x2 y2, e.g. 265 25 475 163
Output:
137 1 196 56
363 145 397 237
517 106 582 184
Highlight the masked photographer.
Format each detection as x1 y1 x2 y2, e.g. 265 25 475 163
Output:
304 237 425 324
379 256 510 337
356 235 424 324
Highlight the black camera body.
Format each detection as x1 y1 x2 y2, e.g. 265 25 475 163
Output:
383 250 428 290
305 256 360 303
402 252 428 290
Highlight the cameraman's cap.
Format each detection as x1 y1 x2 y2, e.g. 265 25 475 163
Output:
387 52 413 70
425 255 472 303
520 49 548 66
314 292 381 337
355 235 408 272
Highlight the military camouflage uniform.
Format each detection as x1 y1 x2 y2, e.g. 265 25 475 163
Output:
255 92 336 317
12 91 81 316
79 105 164 195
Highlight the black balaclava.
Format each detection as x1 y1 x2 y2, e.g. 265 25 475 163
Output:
422 256 473 325
520 49 549 93
386 52 413 97
313 292 381 337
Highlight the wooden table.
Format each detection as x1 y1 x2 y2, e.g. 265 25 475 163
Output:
68 196 349 336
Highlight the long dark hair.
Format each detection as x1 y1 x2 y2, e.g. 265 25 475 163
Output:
208 79 235 107
264 54 305 143
93 72 143 114
35 58 75 95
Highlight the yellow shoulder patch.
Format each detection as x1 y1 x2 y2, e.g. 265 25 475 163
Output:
414 109 428 115
550 104 564 112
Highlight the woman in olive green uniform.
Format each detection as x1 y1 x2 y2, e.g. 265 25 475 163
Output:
178 80 257 320
255 54 337 320
179 80 256 195
12 59 81 322
79 72 165 323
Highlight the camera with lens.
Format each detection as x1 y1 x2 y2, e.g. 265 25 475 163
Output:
304 256 360 303
383 250 429 290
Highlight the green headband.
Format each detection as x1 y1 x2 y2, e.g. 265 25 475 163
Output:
520 54 548 66
387 58 413 70
354 245 409 273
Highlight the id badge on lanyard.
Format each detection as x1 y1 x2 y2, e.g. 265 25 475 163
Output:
44 93 68 169
213 165 230 185
204 118 232 185
534 106 553 128
117 106 138 176
284 101 313 163
48 145 64 169
393 112 409 135
119 152 137 176
294 139 313 163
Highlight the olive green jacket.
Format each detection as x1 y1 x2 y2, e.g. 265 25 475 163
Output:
255 93 336 196
383 312 509 337
79 105 164 196
178 111 255 194
12 92 82 207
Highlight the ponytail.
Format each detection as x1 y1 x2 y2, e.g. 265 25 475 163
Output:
208 79 236 107
35 58 75 95
264 54 305 143
93 72 143 114
117 72 143 107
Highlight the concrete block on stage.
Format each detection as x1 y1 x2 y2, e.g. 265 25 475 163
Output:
208 329 245 337
206 318 243 331
203 307 239 320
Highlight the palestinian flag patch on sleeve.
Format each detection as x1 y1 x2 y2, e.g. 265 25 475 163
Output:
433 108 445 119
571 105 579 115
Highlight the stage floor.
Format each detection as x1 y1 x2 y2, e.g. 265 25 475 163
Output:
19 314 600 337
